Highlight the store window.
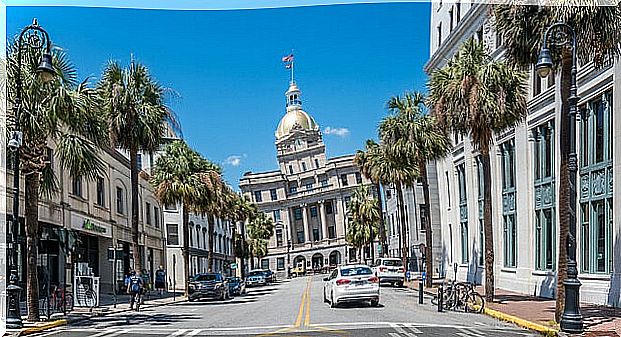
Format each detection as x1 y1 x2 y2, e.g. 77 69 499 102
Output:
533 121 556 271
500 140 517 268
166 224 179 246
457 163 468 264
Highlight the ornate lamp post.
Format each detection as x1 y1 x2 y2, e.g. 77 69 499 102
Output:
535 22 583 334
8 18 56 329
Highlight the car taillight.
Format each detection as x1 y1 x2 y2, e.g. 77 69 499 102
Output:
379 267 387 272
336 279 351 286
398 268 404 273
368 276 379 283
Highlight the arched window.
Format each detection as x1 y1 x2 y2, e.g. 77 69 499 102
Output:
196 226 201 248
189 222 194 247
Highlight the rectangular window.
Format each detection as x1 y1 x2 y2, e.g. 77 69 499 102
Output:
96 177 105 207
294 208 303 221
306 182 313 190
72 178 82 197
289 165 294 174
437 23 442 48
344 196 351 210
116 187 124 214
581 203 590 272
456 1 461 22
341 174 348 186
273 210 281 221
261 259 269 270
277 257 285 271
533 70 542 96
164 203 177 211
313 228 320 241
501 140 517 268
457 164 468 263
449 7 454 32
301 162 307 172
270 189 277 201
146 202 152 225
321 179 328 187
276 229 283 247
310 206 318 218
325 201 333 214
45 147 54 170
297 231 305 243
535 209 555 270
154 207 160 228
254 191 262 202
328 226 336 239
594 99 605 163
355 172 362 184
137 153 142 171
503 214 517 268
445 171 451 208
315 159 320 168
166 224 179 246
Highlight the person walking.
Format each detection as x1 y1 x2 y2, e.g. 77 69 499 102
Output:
127 270 144 310
155 265 166 296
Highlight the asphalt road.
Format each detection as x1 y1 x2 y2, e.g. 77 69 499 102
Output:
38 276 537 336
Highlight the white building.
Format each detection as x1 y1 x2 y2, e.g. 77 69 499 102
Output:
427 2 620 307
239 80 374 279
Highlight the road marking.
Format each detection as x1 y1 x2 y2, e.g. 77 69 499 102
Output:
169 329 189 336
85 329 120 337
186 329 202 336
389 333 401 337
304 277 311 327
294 277 311 328
390 323 421 336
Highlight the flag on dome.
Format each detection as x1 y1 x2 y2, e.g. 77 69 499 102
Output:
282 53 293 68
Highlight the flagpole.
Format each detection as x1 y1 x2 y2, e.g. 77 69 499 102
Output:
291 59 294 84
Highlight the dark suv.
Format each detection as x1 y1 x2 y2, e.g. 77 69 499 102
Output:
188 273 229 302
263 269 276 283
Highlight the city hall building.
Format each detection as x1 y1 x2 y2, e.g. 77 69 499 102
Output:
427 2 620 307
239 80 373 278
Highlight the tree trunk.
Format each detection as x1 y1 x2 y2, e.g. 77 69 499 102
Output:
240 221 247 279
396 184 409 280
421 164 434 288
182 208 190 296
207 215 215 272
375 183 388 258
555 49 572 322
130 147 143 276
25 172 40 322
481 146 495 302
369 221 375 264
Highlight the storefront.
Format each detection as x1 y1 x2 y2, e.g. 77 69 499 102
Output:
71 214 113 291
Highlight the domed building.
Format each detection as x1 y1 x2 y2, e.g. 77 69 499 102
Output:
239 80 374 278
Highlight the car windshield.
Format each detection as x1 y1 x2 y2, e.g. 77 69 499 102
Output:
383 260 403 267
340 267 373 276
193 274 220 282
248 271 264 277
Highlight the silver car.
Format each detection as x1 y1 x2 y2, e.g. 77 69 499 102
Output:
323 264 380 308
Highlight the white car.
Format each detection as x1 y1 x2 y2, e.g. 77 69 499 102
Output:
372 258 405 287
323 265 380 308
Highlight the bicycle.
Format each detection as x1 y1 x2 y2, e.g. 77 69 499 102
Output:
132 291 143 312
49 284 74 313
431 280 485 313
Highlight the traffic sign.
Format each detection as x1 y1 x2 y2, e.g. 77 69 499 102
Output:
230 263 238 269
422 272 427 280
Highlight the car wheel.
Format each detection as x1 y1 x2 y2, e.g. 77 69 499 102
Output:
370 299 379 307
396 281 403 288
330 292 337 308
188 297 196 302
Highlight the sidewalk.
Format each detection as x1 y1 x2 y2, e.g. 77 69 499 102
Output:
405 281 621 336
7 291 185 336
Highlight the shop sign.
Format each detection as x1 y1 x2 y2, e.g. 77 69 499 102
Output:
71 214 112 238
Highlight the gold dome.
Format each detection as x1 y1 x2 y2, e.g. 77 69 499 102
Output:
275 107 318 139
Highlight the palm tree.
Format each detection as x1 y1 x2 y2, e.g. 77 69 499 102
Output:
346 185 381 262
355 140 419 282
98 57 176 276
246 212 275 269
494 4 621 319
385 92 452 287
149 140 222 294
230 195 258 277
7 41 107 321
427 39 528 301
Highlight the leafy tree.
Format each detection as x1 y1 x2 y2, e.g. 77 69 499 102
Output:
494 3 621 319
150 140 222 294
98 57 175 276
427 39 528 301
7 40 107 321
246 212 275 269
384 91 451 287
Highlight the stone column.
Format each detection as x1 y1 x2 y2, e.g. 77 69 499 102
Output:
335 197 346 238
301 204 311 243
320 200 328 240
288 207 296 244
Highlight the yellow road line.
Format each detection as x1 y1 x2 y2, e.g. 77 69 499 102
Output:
294 277 311 328
304 278 311 327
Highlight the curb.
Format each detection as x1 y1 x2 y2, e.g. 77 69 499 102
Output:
67 297 187 324
20 320 67 336
483 307 559 336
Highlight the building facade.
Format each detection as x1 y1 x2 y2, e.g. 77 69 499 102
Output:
384 161 444 277
7 146 166 297
239 81 373 279
427 2 620 307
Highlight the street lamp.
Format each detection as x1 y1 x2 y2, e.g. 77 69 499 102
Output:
536 22 583 334
8 18 57 329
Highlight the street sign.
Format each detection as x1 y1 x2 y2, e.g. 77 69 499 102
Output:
422 272 427 281
376 244 382 253
230 263 238 269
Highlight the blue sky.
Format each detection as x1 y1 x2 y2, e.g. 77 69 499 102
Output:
7 3 431 187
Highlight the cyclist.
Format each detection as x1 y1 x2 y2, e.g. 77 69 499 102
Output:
127 270 144 310
155 265 166 296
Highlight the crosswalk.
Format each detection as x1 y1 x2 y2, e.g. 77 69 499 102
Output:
387 323 491 337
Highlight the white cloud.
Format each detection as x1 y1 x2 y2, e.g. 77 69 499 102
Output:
224 155 243 166
323 127 350 137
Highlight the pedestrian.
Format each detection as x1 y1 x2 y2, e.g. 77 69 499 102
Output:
127 270 144 310
155 265 166 296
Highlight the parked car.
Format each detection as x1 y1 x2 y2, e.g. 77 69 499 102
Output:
323 264 380 308
188 273 230 302
371 258 405 287
226 277 246 296
246 270 267 287
262 269 276 283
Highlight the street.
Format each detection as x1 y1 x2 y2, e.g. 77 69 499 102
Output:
37 276 537 336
